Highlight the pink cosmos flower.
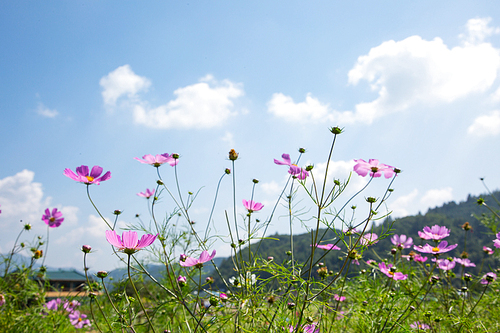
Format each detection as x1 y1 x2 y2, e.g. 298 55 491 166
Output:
134 154 178 167
242 199 264 213
413 253 428 262
493 232 500 249
410 321 430 330
44 298 61 311
483 246 494 254
180 250 216 268
353 159 395 178
69 310 91 328
63 300 80 313
105 230 157 255
177 275 187 286
42 208 64 228
360 233 379 246
366 259 376 265
413 241 457 254
379 262 407 280
64 165 111 185
274 153 309 180
480 272 497 285
288 323 319 333
137 188 155 198
312 243 341 251
0 294 5 307
454 258 476 267
220 293 228 302
391 234 413 249
433 258 456 271
334 294 346 302
418 225 450 240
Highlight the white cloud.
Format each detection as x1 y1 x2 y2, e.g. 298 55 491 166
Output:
221 131 235 146
269 18 500 125
100 65 151 106
420 187 454 209
36 103 58 118
390 189 419 217
467 110 500 137
0 170 79 258
132 75 243 129
459 17 500 45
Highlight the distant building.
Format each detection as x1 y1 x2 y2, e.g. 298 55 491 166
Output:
36 269 90 298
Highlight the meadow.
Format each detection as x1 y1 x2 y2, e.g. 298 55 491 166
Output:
1 127 499 333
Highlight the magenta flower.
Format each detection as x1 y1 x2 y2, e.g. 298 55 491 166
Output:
63 300 80 313
391 234 413 249
180 250 216 268
177 275 187 287
454 258 476 267
483 246 494 254
242 199 264 213
480 272 497 285
274 153 309 180
410 321 430 330
64 165 111 185
69 310 91 328
418 225 450 240
312 243 341 251
433 258 456 271
288 323 319 333
379 262 407 280
413 253 428 262
41 208 64 228
220 293 228 302
105 230 157 255
360 233 379 246
413 241 458 255
44 298 61 311
333 294 346 302
353 159 395 178
134 154 178 167
493 232 500 248
0 294 5 307
137 188 155 198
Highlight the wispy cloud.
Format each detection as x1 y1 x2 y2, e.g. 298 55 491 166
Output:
36 102 58 118
467 110 500 137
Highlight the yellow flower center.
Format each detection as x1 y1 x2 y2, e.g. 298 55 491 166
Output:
389 271 394 275
49 217 56 222
432 247 440 252
86 176 94 182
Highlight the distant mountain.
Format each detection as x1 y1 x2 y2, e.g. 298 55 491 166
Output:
213 191 500 288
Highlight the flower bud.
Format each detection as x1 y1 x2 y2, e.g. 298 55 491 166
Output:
209 296 219 307
463 273 472 282
220 293 228 302
267 256 274 261
286 251 292 256
461 222 472 231
305 165 314 172
330 126 343 134
172 153 179 159
252 179 259 184
205 276 214 284
477 198 485 205
82 245 92 253
287 302 295 310
228 149 239 161
267 295 275 304
113 210 122 215
97 271 108 279
366 197 377 203
157 180 164 185
298 148 306 153
24 224 32 230
177 275 187 287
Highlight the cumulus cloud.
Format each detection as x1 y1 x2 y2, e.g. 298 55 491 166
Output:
100 65 151 106
0 170 78 258
269 18 500 125
221 131 235 146
132 75 243 129
459 17 500 45
391 187 454 218
467 110 500 137
36 103 58 118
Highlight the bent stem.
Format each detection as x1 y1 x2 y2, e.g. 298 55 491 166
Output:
127 254 157 333
86 185 113 230
4 225 26 277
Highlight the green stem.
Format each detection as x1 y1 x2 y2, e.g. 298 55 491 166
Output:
128 254 157 333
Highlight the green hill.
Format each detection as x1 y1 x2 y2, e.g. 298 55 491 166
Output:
214 191 500 289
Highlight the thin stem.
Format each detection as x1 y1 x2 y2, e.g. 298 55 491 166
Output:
128 254 157 333
86 185 113 230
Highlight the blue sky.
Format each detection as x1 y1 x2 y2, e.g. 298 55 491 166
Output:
1 1 500 271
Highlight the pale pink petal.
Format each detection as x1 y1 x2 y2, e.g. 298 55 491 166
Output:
121 231 138 249
274 154 292 166
63 168 81 181
180 257 198 267
106 230 124 248
198 250 211 263
137 234 157 249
